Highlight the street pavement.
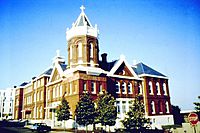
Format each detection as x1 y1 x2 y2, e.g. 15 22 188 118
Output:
0 127 74 133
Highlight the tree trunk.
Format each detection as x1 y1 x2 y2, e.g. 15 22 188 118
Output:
86 125 88 133
64 120 66 131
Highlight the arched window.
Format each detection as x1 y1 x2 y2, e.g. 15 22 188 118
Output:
78 42 82 57
99 84 103 94
156 82 161 95
158 100 163 113
148 81 153 95
165 101 169 113
83 82 87 92
115 82 120 93
91 82 96 94
122 82 126 94
40 106 43 118
127 82 132 94
138 83 142 95
70 45 72 59
163 83 167 95
90 43 93 58
151 101 156 114
70 83 72 95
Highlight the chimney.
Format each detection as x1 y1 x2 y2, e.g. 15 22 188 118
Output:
101 53 107 63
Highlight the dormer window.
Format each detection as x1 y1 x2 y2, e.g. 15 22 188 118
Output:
148 81 153 95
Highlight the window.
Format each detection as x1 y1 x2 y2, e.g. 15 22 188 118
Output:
37 80 40 87
156 82 161 95
122 101 126 113
158 101 163 113
60 85 62 97
90 43 93 58
138 83 142 95
74 84 77 94
70 83 72 95
148 81 153 95
70 45 72 59
47 90 50 100
91 82 96 94
34 93 36 102
37 92 40 101
122 82 126 94
163 83 167 95
151 101 155 114
99 84 103 94
115 82 120 93
78 42 82 57
53 87 55 98
165 101 169 113
40 106 43 118
127 82 132 94
83 82 87 92
116 101 120 113
41 91 43 100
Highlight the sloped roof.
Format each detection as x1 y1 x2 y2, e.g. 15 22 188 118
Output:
74 5 92 27
42 68 53 76
60 63 67 71
133 62 166 77
19 82 28 87
99 60 118 71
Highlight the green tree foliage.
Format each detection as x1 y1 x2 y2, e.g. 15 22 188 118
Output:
121 95 150 130
75 93 95 131
194 96 200 112
171 105 183 125
56 97 71 121
96 92 117 130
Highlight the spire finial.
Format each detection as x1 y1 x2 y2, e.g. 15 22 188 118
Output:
80 5 85 13
56 49 60 57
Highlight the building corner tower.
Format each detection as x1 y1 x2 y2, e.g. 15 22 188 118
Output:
66 5 99 68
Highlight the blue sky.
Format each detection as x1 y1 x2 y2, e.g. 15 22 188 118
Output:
0 0 200 110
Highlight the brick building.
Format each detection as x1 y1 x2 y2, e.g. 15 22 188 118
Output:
14 6 174 129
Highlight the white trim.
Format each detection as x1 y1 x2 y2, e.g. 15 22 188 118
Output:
48 63 64 83
108 74 142 80
138 74 168 79
107 55 140 80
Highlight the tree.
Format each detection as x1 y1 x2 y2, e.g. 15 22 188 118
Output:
56 97 71 129
96 92 117 132
171 105 183 125
194 96 200 112
75 92 95 132
194 96 200 118
121 95 150 130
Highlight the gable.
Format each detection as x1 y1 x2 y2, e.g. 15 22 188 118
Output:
50 68 61 82
114 62 133 77
107 55 140 79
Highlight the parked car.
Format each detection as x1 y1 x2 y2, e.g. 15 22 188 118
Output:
30 123 51 133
